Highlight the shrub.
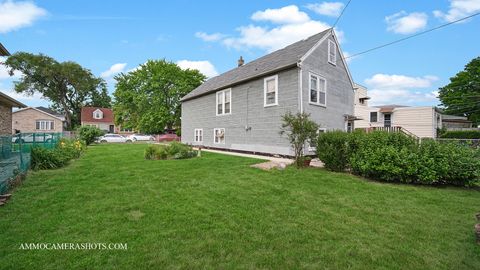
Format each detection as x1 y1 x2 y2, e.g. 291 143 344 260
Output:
144 143 197 160
31 138 86 170
317 131 479 186
316 131 350 171
77 126 104 145
440 130 480 139
280 112 319 168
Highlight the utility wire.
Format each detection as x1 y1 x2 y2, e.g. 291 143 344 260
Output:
333 0 353 28
346 11 480 59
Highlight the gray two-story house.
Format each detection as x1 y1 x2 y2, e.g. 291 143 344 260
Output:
181 29 355 156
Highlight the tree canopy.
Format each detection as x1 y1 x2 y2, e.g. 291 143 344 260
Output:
113 59 206 134
438 56 480 124
4 52 111 129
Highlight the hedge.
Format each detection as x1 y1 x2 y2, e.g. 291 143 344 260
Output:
316 131 480 186
440 130 480 139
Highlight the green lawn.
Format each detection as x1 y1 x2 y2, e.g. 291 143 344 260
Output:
1 144 479 269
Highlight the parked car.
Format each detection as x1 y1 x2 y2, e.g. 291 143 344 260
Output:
97 134 132 143
12 133 54 143
126 134 155 142
157 133 180 142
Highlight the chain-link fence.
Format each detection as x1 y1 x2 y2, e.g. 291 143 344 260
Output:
0 133 62 194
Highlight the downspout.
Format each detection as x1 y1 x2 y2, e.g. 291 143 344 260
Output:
297 61 303 113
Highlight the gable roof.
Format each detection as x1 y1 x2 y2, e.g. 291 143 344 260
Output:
0 43 10 56
36 106 64 118
81 107 114 123
13 106 65 121
181 29 332 102
0 91 26 108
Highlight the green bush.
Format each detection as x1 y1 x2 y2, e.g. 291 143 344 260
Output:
144 142 197 160
77 126 104 145
316 131 479 186
31 138 86 170
440 130 480 139
316 131 350 171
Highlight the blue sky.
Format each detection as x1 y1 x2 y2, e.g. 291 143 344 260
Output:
0 0 479 107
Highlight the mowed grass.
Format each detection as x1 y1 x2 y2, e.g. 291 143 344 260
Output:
0 144 479 269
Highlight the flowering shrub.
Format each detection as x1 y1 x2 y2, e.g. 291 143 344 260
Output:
144 142 197 160
31 138 86 170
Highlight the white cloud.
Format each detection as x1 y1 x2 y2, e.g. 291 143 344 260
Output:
0 0 47 33
100 63 127 78
434 0 480 22
251 5 310 24
0 58 22 79
306 2 345 17
365 74 439 105
195 32 225 42
176 60 218 78
385 11 428 34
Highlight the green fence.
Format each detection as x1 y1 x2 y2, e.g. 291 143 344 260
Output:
0 133 62 194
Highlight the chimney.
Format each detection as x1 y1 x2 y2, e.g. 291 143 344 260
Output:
237 56 244 67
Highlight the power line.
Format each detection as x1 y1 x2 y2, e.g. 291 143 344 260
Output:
346 11 480 59
333 0 353 28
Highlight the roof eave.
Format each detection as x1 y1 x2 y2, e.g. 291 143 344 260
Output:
181 63 298 102
0 43 10 56
0 92 26 108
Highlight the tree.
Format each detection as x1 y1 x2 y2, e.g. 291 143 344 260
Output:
113 59 206 134
280 112 319 168
438 56 480 124
4 52 111 129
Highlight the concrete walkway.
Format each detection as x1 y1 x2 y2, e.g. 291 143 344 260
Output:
195 148 324 170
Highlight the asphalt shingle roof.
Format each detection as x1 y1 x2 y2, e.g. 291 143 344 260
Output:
181 29 331 101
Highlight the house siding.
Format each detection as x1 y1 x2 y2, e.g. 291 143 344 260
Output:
392 107 440 138
182 67 299 155
0 102 12 135
12 108 64 133
301 35 355 131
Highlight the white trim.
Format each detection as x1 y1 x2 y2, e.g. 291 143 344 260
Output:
328 39 337 65
92 109 103 119
13 106 65 121
35 120 55 131
330 30 355 90
194 128 203 143
213 128 225 144
370 111 378 123
299 29 331 62
215 89 232 116
308 72 327 107
264 75 278 107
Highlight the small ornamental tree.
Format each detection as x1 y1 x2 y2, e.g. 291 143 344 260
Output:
77 126 104 145
280 112 319 168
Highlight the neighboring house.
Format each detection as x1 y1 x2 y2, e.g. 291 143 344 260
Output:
354 85 443 138
181 29 355 156
81 107 117 133
12 106 66 133
441 114 473 129
0 42 9 56
0 91 26 135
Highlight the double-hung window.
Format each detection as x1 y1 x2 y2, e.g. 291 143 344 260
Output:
36 120 54 130
216 89 231 115
194 129 203 143
309 73 327 106
328 40 337 65
370 112 378 122
264 75 278 107
214 128 225 144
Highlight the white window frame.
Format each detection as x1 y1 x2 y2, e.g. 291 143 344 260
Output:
194 128 203 143
328 39 337 65
264 75 278 107
370 111 378 122
213 128 225 144
308 128 327 151
35 120 54 131
308 72 327 107
216 89 232 116
92 109 103 119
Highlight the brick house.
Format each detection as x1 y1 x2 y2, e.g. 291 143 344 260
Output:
0 91 26 135
12 106 66 133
